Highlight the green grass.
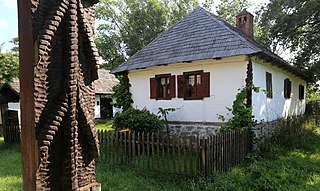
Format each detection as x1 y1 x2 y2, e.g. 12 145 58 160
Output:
95 119 114 131
96 162 187 191
187 119 320 190
0 138 22 191
0 118 320 190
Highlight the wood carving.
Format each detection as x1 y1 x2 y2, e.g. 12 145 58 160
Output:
31 0 100 190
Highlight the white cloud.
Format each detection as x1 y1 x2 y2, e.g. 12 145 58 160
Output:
0 20 8 28
3 0 16 8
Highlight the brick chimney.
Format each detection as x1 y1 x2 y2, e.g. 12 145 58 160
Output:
236 9 254 38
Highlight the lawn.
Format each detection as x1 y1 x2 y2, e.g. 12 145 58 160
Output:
0 118 319 190
0 137 22 191
95 119 114 131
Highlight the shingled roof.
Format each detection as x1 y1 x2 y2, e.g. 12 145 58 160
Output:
112 7 309 81
93 69 119 94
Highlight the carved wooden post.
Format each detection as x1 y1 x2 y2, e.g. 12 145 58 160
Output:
18 0 38 190
18 0 101 190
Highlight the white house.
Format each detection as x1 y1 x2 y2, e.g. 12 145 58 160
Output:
93 69 119 119
8 69 120 123
112 7 309 125
0 82 20 131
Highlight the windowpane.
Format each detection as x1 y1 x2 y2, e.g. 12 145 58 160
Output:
155 75 172 99
299 84 304 100
266 72 272 98
196 75 201 85
186 73 202 98
178 71 210 100
284 78 292 99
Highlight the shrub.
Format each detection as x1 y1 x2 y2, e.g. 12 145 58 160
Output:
113 108 164 133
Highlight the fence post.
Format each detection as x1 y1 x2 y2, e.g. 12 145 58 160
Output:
3 126 6 143
200 138 209 177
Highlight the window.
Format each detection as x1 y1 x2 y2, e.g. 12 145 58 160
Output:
177 70 210 100
299 84 305 100
284 78 292 99
266 72 273 98
150 74 175 100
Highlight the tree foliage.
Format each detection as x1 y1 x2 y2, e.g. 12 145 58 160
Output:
95 0 214 70
0 38 19 83
216 0 252 26
9 37 19 53
0 51 19 83
113 107 163 133
258 0 320 81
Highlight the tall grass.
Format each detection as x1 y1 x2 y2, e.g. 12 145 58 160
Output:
95 119 114 131
0 117 319 190
0 139 22 191
188 117 320 190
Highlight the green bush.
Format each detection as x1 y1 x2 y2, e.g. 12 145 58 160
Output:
113 108 164 133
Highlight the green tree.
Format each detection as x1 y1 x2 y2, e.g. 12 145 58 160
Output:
96 0 214 110
9 37 19 53
95 0 214 70
0 51 19 83
258 0 320 81
0 38 19 83
216 0 252 26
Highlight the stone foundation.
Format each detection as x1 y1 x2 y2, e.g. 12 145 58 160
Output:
167 121 221 138
253 120 280 140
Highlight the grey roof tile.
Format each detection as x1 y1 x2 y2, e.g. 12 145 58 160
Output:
112 7 310 81
93 69 119 94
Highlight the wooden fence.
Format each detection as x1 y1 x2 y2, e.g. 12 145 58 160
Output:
3 125 20 143
97 127 251 178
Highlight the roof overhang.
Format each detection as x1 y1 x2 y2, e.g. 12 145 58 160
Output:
252 52 313 83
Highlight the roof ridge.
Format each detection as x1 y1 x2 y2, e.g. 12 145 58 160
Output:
112 7 204 73
200 8 262 53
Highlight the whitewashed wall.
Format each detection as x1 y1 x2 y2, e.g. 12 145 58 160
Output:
128 56 248 122
8 102 21 124
252 58 306 122
94 95 101 119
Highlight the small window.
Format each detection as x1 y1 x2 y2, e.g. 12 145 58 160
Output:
96 101 100 106
299 84 305 100
177 70 210 100
186 73 202 98
266 72 273 98
284 78 292 99
150 74 176 100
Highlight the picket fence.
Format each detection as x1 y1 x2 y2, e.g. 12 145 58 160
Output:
3 125 20 143
97 127 251 178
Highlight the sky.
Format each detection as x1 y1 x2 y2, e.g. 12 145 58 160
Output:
0 0 269 52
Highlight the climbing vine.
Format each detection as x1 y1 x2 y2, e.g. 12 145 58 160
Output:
218 84 260 131
112 72 133 111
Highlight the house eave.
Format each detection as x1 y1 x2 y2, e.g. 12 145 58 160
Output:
251 52 312 82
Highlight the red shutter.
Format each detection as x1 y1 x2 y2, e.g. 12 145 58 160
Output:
288 80 292 98
202 72 210 97
170 75 176 98
150 78 156 99
284 79 288 99
177 75 185 98
299 85 304 100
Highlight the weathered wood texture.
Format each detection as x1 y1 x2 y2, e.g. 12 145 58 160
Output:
18 0 38 190
97 128 251 178
19 0 101 190
3 126 20 143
